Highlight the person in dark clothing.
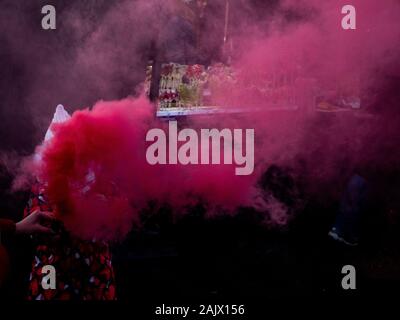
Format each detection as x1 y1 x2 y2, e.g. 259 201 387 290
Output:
0 210 54 287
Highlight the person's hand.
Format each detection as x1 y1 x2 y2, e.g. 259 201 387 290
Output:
15 210 56 235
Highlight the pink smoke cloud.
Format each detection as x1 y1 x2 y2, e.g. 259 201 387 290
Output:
39 97 256 240
7 0 400 240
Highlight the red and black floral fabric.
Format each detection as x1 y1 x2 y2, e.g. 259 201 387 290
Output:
24 184 117 300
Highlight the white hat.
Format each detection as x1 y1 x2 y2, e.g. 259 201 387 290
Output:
33 104 71 165
43 105 96 191
44 104 71 142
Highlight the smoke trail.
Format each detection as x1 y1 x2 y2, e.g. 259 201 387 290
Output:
36 97 256 240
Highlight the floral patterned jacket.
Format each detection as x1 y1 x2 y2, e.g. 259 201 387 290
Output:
24 184 117 300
